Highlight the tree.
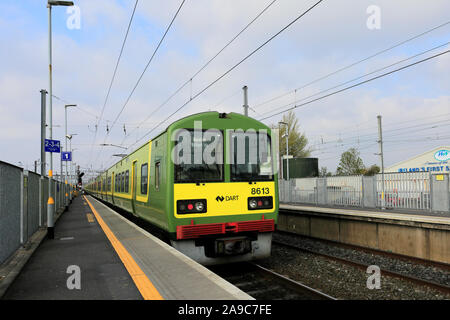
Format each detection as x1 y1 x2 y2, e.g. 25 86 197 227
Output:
362 164 380 176
272 111 310 158
319 166 332 177
336 148 365 175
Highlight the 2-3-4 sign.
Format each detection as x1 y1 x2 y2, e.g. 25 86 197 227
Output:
45 139 61 153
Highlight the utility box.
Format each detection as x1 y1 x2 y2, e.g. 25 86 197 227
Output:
282 157 318 180
431 174 449 212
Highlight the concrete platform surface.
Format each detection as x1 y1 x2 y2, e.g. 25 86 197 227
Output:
2 196 142 300
280 203 450 226
2 195 251 300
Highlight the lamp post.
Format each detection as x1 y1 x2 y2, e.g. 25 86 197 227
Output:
71 148 78 186
278 121 289 181
46 0 74 239
279 121 290 202
66 134 77 197
64 104 76 207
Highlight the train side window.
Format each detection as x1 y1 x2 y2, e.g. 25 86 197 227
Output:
125 170 129 193
155 162 160 191
121 172 125 193
141 163 148 195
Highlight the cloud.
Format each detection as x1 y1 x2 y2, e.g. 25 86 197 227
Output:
0 0 448 177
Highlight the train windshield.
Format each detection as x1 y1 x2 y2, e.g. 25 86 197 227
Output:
229 130 273 182
173 129 224 183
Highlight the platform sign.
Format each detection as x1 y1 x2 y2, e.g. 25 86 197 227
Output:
45 139 61 153
61 151 72 161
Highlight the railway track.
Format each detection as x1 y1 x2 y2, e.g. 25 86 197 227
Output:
272 238 450 295
210 262 337 300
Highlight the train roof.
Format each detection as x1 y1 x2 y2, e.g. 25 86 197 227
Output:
88 111 271 182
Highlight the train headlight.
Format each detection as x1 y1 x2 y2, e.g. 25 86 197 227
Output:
177 199 207 214
195 201 204 212
248 196 273 210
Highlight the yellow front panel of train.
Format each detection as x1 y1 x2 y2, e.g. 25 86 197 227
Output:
173 181 276 218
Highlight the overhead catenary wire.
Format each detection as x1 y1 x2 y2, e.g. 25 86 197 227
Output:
119 0 279 147
95 0 187 168
258 49 450 121
253 20 450 111
95 0 139 133
306 111 450 142
87 0 139 165
125 0 325 152
106 0 186 137
308 119 450 148
258 41 450 119
310 121 450 155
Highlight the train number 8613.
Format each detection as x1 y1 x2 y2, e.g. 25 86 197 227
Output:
251 187 270 195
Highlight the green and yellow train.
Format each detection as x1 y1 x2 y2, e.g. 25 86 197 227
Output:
85 111 278 265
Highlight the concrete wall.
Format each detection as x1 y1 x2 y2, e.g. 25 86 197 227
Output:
278 210 450 264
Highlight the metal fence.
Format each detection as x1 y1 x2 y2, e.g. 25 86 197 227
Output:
377 172 430 210
327 175 362 207
280 171 449 214
291 178 317 204
0 161 69 265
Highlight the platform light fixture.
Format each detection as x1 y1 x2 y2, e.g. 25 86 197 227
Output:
278 121 289 181
64 104 76 207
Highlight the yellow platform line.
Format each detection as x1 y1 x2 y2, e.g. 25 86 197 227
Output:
83 195 163 300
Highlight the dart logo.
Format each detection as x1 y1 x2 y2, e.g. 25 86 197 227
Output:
216 196 224 202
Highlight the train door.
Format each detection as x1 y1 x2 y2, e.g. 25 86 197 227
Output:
105 172 108 202
111 172 115 204
131 161 137 214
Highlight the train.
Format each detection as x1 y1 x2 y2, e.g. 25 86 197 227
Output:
85 111 278 265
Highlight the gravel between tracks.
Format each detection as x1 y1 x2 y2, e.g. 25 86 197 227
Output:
256 233 450 300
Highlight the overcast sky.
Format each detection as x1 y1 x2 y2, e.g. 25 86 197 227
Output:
0 0 449 180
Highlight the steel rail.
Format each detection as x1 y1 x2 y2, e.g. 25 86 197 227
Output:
272 239 450 295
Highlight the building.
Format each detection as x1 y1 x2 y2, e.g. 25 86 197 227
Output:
386 146 450 174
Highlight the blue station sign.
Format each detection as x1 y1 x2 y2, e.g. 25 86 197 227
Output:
61 151 72 161
44 139 61 153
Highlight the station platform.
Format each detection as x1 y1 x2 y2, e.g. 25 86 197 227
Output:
278 203 450 265
1 195 251 300
280 203 450 226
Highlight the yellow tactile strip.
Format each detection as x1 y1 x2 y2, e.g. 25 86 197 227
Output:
83 195 163 300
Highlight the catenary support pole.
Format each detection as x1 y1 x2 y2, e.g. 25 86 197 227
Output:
40 89 47 177
377 115 385 209
47 4 55 239
243 85 248 117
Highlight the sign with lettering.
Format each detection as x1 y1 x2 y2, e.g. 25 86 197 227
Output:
45 139 60 153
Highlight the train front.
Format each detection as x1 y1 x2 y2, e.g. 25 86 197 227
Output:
168 112 278 265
